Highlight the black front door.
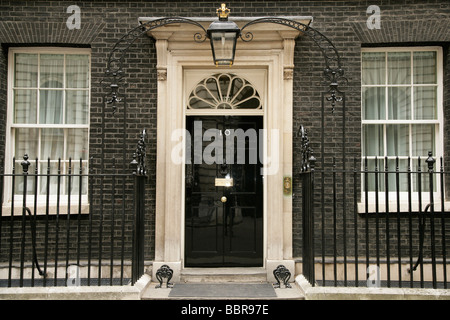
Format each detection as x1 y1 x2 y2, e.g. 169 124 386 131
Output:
185 116 263 267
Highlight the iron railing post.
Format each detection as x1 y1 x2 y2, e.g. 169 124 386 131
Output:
426 151 437 289
19 154 30 287
301 170 310 283
131 165 145 285
131 130 147 284
302 153 316 286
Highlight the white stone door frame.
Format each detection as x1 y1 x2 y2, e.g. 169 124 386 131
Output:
143 16 311 282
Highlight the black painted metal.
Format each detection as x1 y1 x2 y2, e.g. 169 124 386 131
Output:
103 15 347 115
273 265 292 289
23 206 45 278
155 264 174 289
240 17 347 106
0 134 146 287
300 149 449 289
185 116 264 267
299 126 316 286
102 17 207 114
131 130 148 285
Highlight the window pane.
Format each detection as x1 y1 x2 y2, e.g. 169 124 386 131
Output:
386 124 409 156
66 90 89 124
362 52 385 85
41 128 64 159
388 87 411 120
211 32 236 63
39 90 63 124
40 54 64 88
387 159 409 192
66 162 88 195
205 77 219 100
364 158 385 192
188 74 261 110
414 86 437 120
39 162 63 196
363 87 385 120
388 52 411 85
218 74 231 100
67 129 88 160
412 124 435 157
414 51 437 84
66 55 89 88
14 53 38 87
14 128 38 160
363 125 384 157
14 89 37 124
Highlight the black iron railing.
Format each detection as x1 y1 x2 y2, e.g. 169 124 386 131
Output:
301 146 449 289
0 134 147 288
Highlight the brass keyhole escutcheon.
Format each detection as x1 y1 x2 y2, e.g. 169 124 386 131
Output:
221 196 227 203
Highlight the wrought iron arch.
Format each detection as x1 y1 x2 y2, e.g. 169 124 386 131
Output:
101 14 349 181
102 17 208 114
240 17 346 111
100 12 349 285
241 17 341 71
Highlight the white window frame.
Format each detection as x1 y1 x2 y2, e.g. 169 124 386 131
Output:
4 47 91 215
361 46 444 211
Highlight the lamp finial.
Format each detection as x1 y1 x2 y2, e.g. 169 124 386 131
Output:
217 3 230 20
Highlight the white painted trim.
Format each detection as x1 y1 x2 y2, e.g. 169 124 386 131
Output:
138 16 313 27
151 22 298 273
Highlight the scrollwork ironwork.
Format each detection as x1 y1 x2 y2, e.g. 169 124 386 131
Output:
324 68 347 113
130 129 147 177
103 13 346 115
240 17 347 110
273 265 292 289
239 31 254 42
240 17 340 71
194 32 208 43
299 125 315 173
155 264 174 289
102 17 208 114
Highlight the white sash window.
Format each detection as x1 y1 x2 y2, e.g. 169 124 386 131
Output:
361 47 443 204
6 47 90 206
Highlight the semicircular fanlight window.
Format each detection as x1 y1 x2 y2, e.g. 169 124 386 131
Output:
188 73 262 110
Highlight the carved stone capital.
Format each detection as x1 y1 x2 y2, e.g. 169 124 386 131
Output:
157 68 167 81
284 67 294 80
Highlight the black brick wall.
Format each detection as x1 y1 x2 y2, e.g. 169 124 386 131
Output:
0 0 448 263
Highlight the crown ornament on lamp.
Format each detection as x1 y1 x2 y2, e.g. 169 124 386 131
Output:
207 3 240 66
217 3 231 20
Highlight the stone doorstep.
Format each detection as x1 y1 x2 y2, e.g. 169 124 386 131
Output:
141 266 305 300
152 261 296 284
140 281 305 300
295 275 450 300
141 267 304 300
180 267 267 283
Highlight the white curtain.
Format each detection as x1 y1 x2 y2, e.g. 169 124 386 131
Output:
14 53 89 196
362 51 437 159
362 50 437 192
40 54 64 164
